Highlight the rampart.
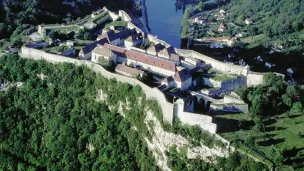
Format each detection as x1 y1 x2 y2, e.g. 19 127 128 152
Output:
175 99 218 133
247 72 265 86
38 24 80 37
176 49 249 76
20 46 174 124
119 10 132 22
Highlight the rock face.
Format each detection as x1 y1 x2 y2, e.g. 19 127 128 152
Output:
97 89 230 170
144 110 230 171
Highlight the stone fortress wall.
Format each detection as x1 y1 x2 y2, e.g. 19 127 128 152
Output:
24 10 276 135
20 47 174 121
175 49 276 87
247 71 265 86
38 7 118 38
175 99 217 133
20 46 219 133
176 49 249 77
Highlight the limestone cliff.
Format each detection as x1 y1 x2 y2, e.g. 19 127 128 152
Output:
97 89 231 171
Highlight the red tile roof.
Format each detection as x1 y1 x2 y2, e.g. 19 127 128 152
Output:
204 37 230 41
104 43 176 72
115 64 144 76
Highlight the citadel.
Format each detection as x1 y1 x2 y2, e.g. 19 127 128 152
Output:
21 7 271 134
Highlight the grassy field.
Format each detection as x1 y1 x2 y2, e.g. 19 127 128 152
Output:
241 34 266 44
45 25 80 34
211 74 235 82
216 112 304 170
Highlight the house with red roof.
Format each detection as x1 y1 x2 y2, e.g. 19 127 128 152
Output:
160 68 192 91
92 43 177 77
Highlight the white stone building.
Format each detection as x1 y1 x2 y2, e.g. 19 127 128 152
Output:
92 43 177 77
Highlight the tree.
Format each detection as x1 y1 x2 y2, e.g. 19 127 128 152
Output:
250 95 268 116
12 38 23 48
0 23 7 39
282 94 292 108
48 30 58 39
290 102 303 115
84 31 93 40
245 135 255 147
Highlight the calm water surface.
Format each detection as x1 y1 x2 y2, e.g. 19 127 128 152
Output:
145 0 184 48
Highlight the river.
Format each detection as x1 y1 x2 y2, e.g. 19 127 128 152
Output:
145 0 185 48
143 0 303 82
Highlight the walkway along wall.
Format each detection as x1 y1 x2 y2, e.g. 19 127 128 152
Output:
20 46 174 124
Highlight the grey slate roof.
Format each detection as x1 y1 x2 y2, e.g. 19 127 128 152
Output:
174 69 191 82
80 38 108 55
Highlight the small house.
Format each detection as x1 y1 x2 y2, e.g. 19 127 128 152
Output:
245 18 253 25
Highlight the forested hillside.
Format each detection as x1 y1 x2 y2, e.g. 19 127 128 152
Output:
0 55 268 170
223 0 304 52
0 0 133 39
0 55 158 170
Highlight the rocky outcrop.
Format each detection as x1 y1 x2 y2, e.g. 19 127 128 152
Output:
144 110 230 170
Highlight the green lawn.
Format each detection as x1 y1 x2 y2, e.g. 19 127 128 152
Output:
216 112 304 170
241 34 266 44
211 75 235 82
88 11 109 24
46 25 80 34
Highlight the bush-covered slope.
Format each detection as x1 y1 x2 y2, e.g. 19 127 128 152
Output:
0 55 158 170
223 0 304 52
0 0 134 39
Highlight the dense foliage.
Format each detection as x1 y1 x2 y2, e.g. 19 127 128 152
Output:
222 0 304 52
237 74 303 130
224 0 304 36
0 55 158 170
0 0 134 40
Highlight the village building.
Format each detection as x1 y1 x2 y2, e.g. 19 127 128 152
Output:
174 69 192 91
160 68 192 91
204 37 236 47
146 44 181 64
115 63 144 77
92 43 177 77
97 30 121 46
245 18 253 25
124 33 143 48
193 15 204 24
97 28 143 48
217 23 226 32
217 10 226 20
79 38 108 60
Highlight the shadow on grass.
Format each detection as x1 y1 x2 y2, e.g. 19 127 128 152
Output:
284 157 304 169
283 147 304 158
257 138 285 146
264 119 277 126
256 133 277 140
214 117 254 133
265 126 286 132
295 121 303 124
